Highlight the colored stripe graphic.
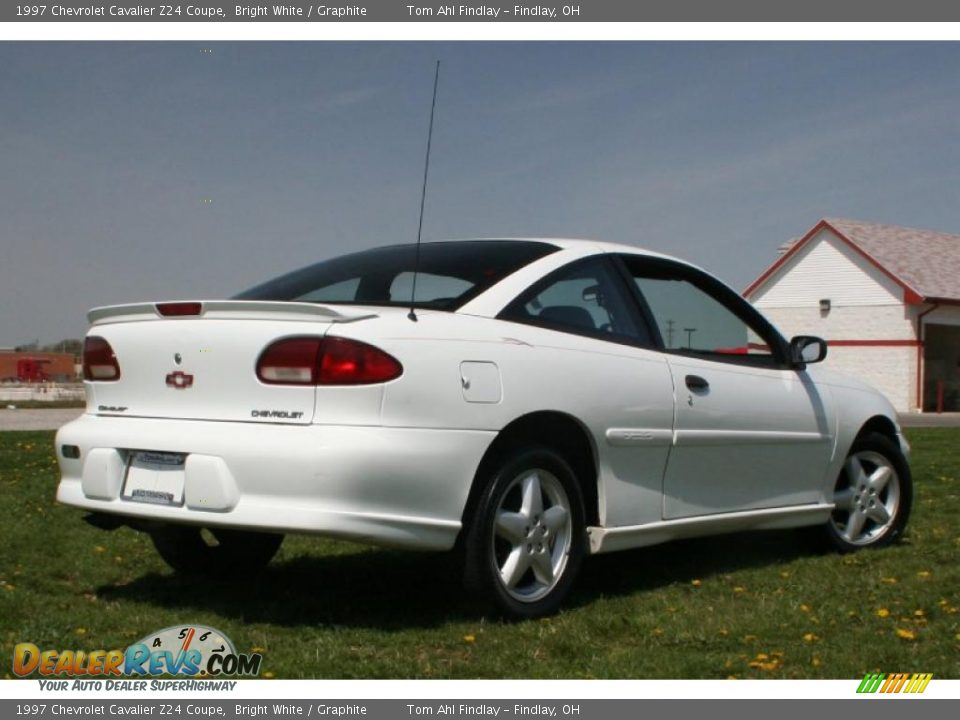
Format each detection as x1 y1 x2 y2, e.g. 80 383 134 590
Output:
857 672 932 694
905 673 933 693
857 673 885 693
885 673 909 693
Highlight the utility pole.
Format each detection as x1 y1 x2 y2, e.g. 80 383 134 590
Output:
665 320 675 348
684 328 696 349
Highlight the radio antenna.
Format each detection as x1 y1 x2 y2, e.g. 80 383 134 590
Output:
408 60 441 322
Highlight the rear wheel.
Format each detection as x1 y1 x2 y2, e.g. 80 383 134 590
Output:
822 432 911 552
463 447 586 618
150 526 283 575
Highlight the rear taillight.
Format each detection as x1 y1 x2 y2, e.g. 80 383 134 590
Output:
156 302 202 317
256 337 402 386
256 338 323 384
318 337 404 385
83 336 121 381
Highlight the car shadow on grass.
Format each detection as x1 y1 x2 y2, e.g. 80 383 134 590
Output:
571 527 816 608
97 545 482 630
96 527 820 629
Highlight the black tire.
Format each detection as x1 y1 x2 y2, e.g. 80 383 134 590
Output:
819 431 912 553
150 526 283 575
463 447 586 618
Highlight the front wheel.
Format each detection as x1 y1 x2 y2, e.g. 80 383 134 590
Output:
822 432 912 552
463 447 586 618
150 526 283 576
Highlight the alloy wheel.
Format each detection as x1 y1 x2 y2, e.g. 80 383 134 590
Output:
831 450 901 546
490 469 573 603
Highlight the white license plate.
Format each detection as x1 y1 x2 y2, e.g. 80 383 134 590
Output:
122 451 186 506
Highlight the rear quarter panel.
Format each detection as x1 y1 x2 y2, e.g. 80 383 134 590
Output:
332 311 676 528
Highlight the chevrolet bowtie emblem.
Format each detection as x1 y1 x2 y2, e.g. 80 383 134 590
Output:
165 370 194 389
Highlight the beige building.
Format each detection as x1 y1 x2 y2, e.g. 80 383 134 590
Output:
745 218 960 413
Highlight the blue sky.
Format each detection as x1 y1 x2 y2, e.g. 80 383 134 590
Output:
3 42 960 345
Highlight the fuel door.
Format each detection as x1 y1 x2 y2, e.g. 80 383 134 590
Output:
459 361 502 404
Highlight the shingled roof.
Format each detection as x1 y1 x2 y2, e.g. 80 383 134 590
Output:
746 218 960 304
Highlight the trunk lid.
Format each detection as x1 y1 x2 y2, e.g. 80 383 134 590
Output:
86 301 376 425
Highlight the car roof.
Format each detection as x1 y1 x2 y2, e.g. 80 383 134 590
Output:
367 237 689 267
447 237 715 318
431 236 687 264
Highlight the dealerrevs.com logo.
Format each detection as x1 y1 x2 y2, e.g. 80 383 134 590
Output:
13 625 262 686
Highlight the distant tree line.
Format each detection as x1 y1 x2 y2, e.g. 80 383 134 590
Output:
13 339 83 355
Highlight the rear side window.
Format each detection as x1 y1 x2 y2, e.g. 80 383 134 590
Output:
388 272 473 305
499 256 653 346
236 241 558 310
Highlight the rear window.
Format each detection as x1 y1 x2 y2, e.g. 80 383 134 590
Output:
235 241 558 310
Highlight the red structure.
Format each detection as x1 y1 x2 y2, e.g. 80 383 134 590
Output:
0 351 78 383
16 358 52 382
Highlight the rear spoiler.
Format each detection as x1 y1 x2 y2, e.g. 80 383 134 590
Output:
87 300 378 326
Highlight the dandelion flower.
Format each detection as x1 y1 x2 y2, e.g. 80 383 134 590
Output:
748 652 783 671
799 604 811 613
876 608 890 618
691 579 702 587
463 634 476 643
803 633 818 643
895 628 916 640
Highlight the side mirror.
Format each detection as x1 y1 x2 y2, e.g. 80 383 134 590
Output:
790 335 827 366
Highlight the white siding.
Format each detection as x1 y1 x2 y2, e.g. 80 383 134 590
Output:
761 305 915 343
819 346 917 412
760 306 917 411
749 228 919 411
751 229 904 308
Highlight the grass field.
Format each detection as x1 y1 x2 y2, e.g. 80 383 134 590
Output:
1 429 958 679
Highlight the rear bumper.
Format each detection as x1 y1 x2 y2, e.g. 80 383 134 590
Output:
55 414 495 551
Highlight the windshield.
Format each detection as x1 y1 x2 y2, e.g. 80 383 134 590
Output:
234 241 558 310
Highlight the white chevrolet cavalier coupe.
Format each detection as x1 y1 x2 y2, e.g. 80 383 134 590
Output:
56 239 912 617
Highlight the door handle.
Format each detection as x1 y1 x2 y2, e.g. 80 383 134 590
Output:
685 374 709 392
